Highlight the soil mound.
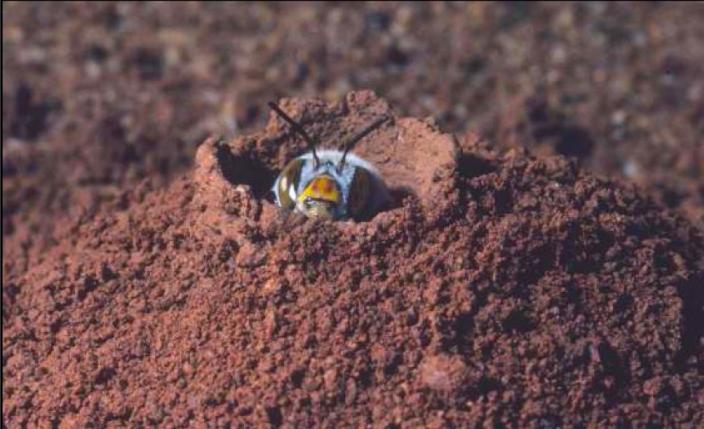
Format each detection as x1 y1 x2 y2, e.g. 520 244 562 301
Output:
3 92 703 427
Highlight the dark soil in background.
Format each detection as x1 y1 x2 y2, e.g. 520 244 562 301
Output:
3 91 704 427
3 3 704 281
2 2 704 428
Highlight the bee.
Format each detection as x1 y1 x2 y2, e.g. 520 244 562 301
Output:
269 101 390 221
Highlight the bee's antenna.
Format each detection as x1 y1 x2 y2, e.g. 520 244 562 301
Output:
338 115 389 171
268 101 320 166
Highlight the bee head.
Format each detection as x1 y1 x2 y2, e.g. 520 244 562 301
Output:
296 175 342 220
269 101 388 221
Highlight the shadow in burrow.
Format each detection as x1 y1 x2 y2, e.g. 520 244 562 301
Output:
215 143 277 200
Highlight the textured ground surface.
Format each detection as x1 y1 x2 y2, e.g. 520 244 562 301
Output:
3 3 704 282
3 2 704 428
3 92 704 427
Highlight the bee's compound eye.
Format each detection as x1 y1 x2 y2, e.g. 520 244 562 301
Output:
347 167 372 218
276 159 303 210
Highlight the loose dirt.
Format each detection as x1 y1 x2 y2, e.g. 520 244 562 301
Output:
3 92 702 428
4 4 704 290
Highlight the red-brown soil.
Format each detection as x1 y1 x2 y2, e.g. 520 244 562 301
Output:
3 92 703 427
4 3 704 428
3 4 704 287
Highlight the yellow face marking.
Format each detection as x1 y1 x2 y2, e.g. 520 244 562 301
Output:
298 175 340 204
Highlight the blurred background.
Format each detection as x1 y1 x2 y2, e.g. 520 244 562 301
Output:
3 2 703 272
